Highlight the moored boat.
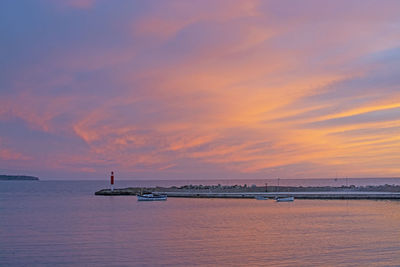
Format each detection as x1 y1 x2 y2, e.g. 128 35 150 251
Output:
255 195 269 200
137 193 167 201
275 196 294 202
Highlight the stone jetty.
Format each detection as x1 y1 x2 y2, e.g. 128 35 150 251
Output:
155 191 400 199
95 184 400 200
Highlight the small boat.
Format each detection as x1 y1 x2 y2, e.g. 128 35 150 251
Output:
275 196 294 202
255 196 269 200
137 193 167 201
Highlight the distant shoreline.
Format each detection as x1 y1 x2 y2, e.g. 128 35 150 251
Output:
0 175 39 181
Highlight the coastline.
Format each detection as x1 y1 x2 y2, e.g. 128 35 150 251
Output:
0 175 39 181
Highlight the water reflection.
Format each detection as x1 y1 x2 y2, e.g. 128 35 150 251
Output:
1 182 400 266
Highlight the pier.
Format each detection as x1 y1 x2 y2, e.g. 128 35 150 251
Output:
155 191 400 200
95 187 400 200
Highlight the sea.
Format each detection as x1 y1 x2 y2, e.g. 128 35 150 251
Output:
1 178 400 266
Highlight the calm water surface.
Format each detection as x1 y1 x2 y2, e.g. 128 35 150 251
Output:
1 180 400 266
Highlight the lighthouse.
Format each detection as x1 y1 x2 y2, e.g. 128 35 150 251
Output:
110 171 114 191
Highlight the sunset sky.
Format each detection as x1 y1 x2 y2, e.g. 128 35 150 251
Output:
1 0 400 179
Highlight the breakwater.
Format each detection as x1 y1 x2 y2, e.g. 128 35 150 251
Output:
156 191 400 199
95 184 400 199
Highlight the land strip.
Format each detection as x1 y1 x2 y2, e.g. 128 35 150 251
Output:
95 184 400 199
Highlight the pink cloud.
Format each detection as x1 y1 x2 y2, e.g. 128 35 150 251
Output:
2 0 400 178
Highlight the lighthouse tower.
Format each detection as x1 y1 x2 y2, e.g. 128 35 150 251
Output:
110 171 114 191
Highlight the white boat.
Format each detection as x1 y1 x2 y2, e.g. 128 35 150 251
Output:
255 196 269 200
137 194 167 201
275 196 294 202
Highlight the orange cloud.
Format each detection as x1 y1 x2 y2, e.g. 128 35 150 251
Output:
2 0 400 178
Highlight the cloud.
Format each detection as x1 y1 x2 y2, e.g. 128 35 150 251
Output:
1 0 400 178
0 149 30 161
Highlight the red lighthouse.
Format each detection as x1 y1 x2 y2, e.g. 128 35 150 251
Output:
110 171 114 191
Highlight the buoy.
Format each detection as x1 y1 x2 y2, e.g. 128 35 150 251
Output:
110 171 114 191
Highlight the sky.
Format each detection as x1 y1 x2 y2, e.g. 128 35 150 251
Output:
0 0 400 180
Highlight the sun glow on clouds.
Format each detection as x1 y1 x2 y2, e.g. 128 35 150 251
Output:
0 0 400 179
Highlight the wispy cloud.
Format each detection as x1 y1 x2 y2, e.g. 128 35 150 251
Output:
1 0 400 179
